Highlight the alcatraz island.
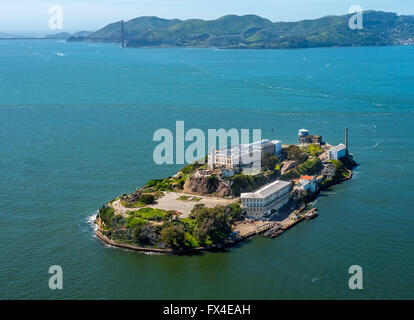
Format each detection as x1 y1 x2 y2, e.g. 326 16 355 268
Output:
95 128 357 254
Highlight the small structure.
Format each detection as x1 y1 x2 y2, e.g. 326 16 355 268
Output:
298 175 316 193
328 143 346 160
321 163 337 179
298 129 322 145
271 140 282 155
241 180 292 218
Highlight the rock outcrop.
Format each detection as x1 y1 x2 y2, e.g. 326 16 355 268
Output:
183 172 233 197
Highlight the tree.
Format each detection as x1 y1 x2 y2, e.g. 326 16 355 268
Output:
193 206 232 245
286 145 308 162
133 224 157 246
160 224 186 249
140 194 155 204
262 153 279 171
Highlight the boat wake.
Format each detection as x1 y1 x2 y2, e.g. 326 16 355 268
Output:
312 275 328 282
369 140 381 149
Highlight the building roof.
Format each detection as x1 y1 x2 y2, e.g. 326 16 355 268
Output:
329 143 346 153
241 180 291 199
300 175 314 181
216 139 278 159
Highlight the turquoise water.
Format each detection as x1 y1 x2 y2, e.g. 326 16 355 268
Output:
0 41 413 299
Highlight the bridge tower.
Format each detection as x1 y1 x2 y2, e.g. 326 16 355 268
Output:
121 20 125 48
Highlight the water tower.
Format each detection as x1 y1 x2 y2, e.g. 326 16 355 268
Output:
298 129 309 137
298 129 309 145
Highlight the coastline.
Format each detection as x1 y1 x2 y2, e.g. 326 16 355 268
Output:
95 167 353 254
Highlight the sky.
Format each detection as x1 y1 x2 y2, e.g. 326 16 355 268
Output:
0 0 413 34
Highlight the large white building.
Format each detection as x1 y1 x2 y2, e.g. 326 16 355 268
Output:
329 143 346 160
208 139 281 170
241 180 292 218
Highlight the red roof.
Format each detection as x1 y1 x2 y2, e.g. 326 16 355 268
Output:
300 175 314 181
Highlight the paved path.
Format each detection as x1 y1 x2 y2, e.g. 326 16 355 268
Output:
111 192 238 218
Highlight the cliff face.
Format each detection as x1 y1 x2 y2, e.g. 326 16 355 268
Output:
183 169 280 198
183 173 232 197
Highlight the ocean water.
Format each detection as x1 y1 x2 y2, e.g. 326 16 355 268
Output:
0 40 413 299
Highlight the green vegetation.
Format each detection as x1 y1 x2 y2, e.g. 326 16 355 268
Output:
301 144 324 157
177 195 202 202
126 216 149 228
121 193 156 208
160 225 186 249
280 158 323 181
121 200 146 208
331 159 350 179
129 207 171 221
285 145 308 162
132 224 157 246
262 153 279 171
101 200 243 250
180 162 201 176
69 11 414 49
230 170 278 196
143 178 176 192
141 162 203 192
190 205 233 246
98 206 115 228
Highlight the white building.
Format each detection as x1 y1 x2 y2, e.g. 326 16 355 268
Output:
241 180 292 218
298 175 316 193
329 143 346 160
271 140 282 154
208 139 281 170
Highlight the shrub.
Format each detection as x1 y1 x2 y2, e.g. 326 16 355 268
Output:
126 216 148 228
184 232 200 248
140 194 155 204
98 206 115 227
262 153 279 171
285 145 308 162
133 224 157 246
301 144 323 157
160 224 186 249
132 207 168 221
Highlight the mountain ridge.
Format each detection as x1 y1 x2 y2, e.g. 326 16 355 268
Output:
68 10 414 49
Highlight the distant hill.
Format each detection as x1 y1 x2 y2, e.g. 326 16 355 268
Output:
68 11 414 49
46 31 92 39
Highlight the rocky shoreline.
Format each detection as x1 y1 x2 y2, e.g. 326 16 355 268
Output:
94 139 357 255
95 169 353 254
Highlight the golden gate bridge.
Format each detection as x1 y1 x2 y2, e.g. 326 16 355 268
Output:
0 20 126 48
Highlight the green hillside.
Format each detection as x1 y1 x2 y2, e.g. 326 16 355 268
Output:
68 11 414 49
